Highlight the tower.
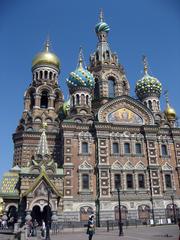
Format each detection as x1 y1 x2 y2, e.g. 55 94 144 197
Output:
13 39 64 167
89 10 130 107
66 48 95 123
135 56 162 113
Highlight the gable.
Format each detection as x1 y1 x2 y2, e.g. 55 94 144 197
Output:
98 96 154 125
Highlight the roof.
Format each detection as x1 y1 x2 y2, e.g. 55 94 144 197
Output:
0 172 19 197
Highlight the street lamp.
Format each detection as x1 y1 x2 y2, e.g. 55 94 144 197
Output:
150 197 155 225
117 188 123 236
171 195 176 224
46 188 51 240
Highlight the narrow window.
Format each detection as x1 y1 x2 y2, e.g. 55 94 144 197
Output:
82 142 88 154
136 143 142 154
76 95 80 105
40 91 48 108
138 174 145 188
40 71 43 79
162 145 168 156
127 174 133 188
30 92 35 110
114 174 121 189
86 95 89 105
44 71 48 79
108 78 115 98
124 143 130 154
165 174 172 188
49 72 52 80
94 78 99 99
113 142 119 154
82 174 89 189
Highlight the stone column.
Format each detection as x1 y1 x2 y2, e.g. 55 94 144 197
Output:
34 93 41 109
48 95 55 110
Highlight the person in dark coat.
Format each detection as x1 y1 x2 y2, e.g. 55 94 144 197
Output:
87 215 95 240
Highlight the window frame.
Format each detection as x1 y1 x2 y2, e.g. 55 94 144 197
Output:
135 143 142 155
138 174 145 188
126 174 133 189
114 174 121 190
124 142 130 154
161 144 168 156
112 142 119 154
165 174 172 188
82 173 90 190
81 142 89 154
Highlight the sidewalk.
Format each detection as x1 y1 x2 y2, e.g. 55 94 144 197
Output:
28 225 179 240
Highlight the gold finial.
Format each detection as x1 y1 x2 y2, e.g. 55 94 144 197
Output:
99 9 104 22
78 47 83 68
41 122 48 130
45 35 50 52
142 55 148 74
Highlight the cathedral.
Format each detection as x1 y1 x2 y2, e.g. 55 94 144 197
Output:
0 11 180 226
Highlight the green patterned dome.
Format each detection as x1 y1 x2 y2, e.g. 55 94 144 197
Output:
95 21 110 34
135 73 162 100
136 57 162 100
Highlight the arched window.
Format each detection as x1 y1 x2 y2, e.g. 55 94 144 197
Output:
40 90 48 108
94 78 99 99
49 72 52 80
72 95 75 106
30 91 35 110
76 95 80 105
138 174 145 188
82 142 88 154
108 78 115 98
162 144 168 156
148 100 152 110
82 174 89 189
96 52 99 61
44 71 48 79
36 72 38 80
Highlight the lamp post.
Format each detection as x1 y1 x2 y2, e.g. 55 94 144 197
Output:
117 188 123 236
171 195 176 224
150 197 155 225
46 188 51 240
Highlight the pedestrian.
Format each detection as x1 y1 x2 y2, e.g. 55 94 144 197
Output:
87 215 95 240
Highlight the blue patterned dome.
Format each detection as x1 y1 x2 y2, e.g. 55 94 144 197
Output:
95 10 110 34
135 57 162 100
67 49 94 89
95 21 110 34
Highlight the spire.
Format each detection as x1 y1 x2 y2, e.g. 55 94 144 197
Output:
77 47 84 68
45 35 50 52
99 9 104 22
37 122 49 156
142 55 148 75
164 90 169 105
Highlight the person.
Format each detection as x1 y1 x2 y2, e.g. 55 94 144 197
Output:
87 215 95 240
41 220 46 238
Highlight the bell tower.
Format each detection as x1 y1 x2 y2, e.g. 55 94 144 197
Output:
13 39 64 167
89 10 130 109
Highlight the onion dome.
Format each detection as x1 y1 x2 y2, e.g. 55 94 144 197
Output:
32 39 60 70
135 56 162 100
67 48 94 89
95 9 110 34
164 91 176 120
164 104 176 120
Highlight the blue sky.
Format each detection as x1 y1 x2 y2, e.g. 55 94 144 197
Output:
0 0 180 180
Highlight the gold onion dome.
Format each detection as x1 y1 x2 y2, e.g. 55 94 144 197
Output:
164 104 176 120
32 39 60 70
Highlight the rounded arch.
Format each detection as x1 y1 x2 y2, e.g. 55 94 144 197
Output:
79 206 94 221
166 203 179 222
5 203 18 212
29 197 54 212
114 205 128 221
138 204 150 222
36 85 53 95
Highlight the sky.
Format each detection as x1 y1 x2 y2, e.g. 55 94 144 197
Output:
0 0 180 180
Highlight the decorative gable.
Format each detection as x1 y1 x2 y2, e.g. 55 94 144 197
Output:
79 161 93 171
98 96 154 125
162 163 173 171
111 160 123 170
135 161 146 170
123 161 134 170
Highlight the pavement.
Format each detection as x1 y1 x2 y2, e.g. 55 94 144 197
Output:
0 225 179 240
